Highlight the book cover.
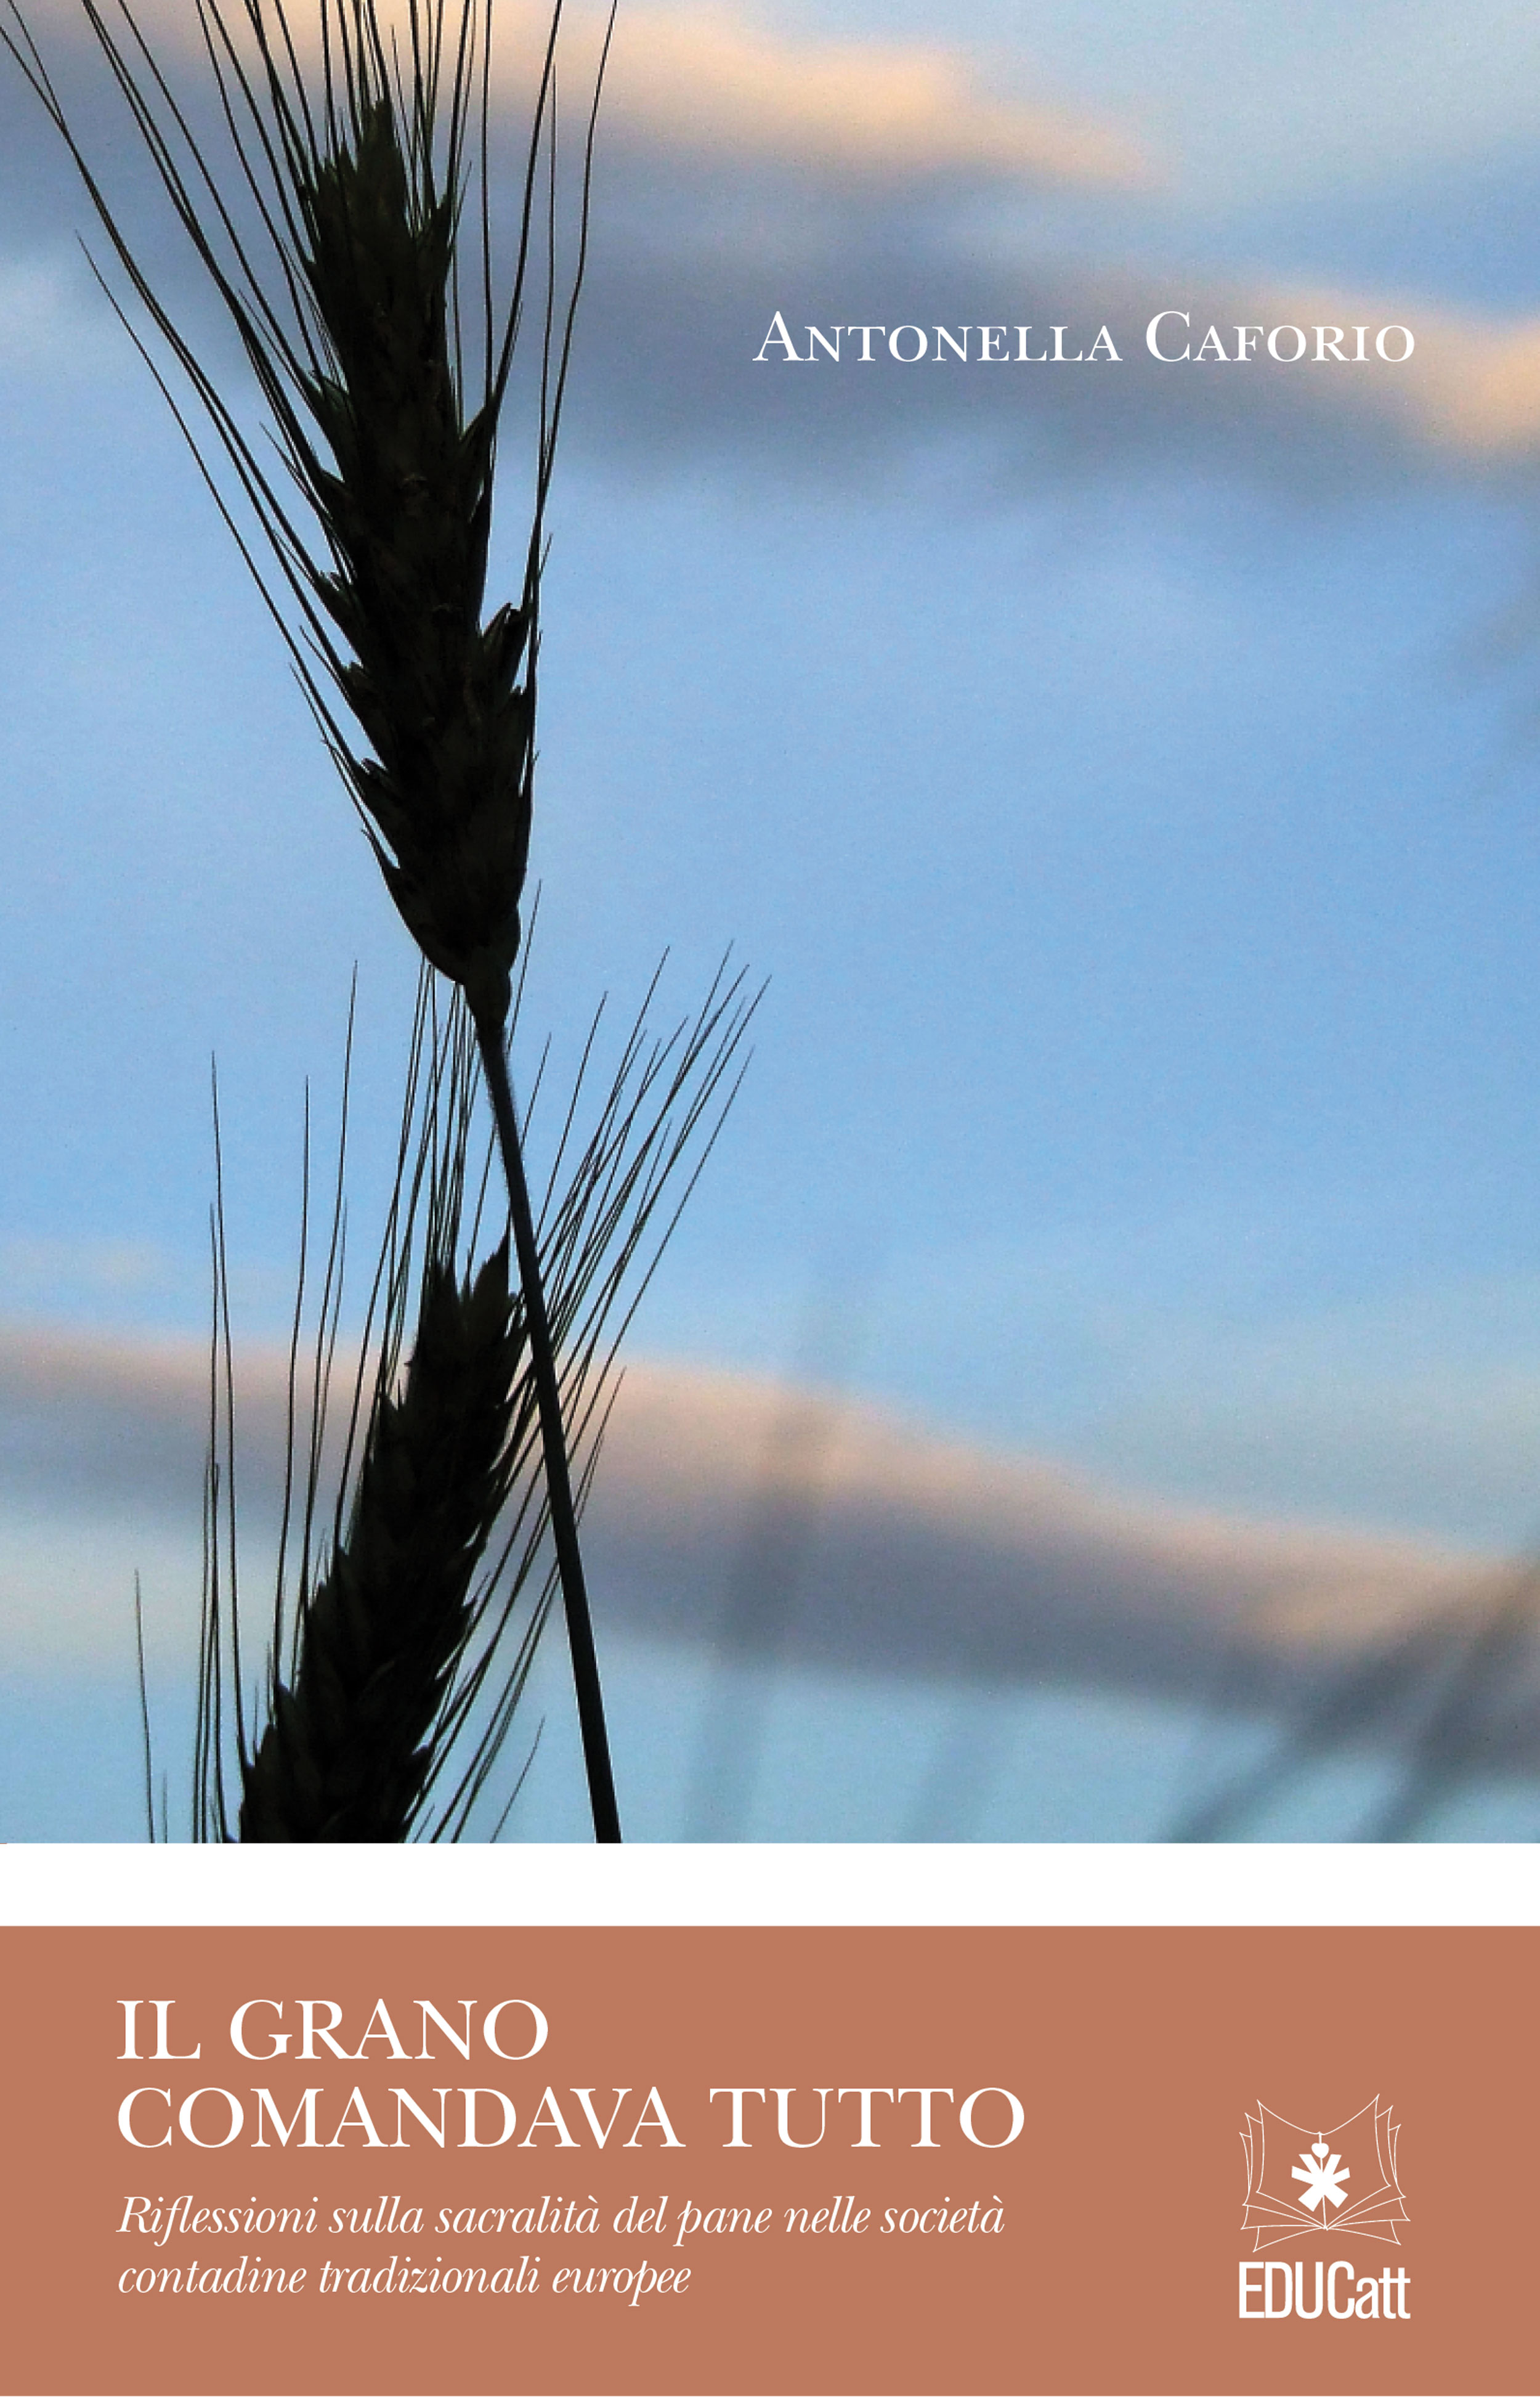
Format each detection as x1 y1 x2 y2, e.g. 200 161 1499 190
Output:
0 3 1536 2391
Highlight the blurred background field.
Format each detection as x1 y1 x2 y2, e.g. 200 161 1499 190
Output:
5 1 1540 1839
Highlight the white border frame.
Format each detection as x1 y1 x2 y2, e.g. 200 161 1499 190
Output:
0 1844 1534 1924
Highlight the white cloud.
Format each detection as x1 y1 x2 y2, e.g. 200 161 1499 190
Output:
14 0 1145 188
1387 304 1540 460
594 7 1145 185
10 4 1540 480
0 1321 1506 1710
566 235 1540 486
1141 277 1540 465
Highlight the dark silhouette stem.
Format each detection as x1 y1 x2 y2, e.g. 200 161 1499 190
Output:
476 1009 622 1842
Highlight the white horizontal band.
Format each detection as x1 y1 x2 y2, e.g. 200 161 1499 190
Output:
0 1843 1533 1926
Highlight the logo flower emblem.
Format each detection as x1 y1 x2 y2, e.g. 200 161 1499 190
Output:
1292 2138 1351 2212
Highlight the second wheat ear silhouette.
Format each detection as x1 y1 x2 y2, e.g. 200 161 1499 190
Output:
192 958 755 1846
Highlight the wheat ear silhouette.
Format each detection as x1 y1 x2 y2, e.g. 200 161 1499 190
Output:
5 0 628 1834
185 959 756 1841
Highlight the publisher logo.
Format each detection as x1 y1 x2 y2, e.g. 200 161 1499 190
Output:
1241 2098 1408 2248
1238 2098 1411 2324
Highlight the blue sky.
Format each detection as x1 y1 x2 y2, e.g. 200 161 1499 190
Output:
5 2 1540 1836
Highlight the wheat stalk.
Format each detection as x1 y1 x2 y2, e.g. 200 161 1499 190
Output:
4 0 628 1834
